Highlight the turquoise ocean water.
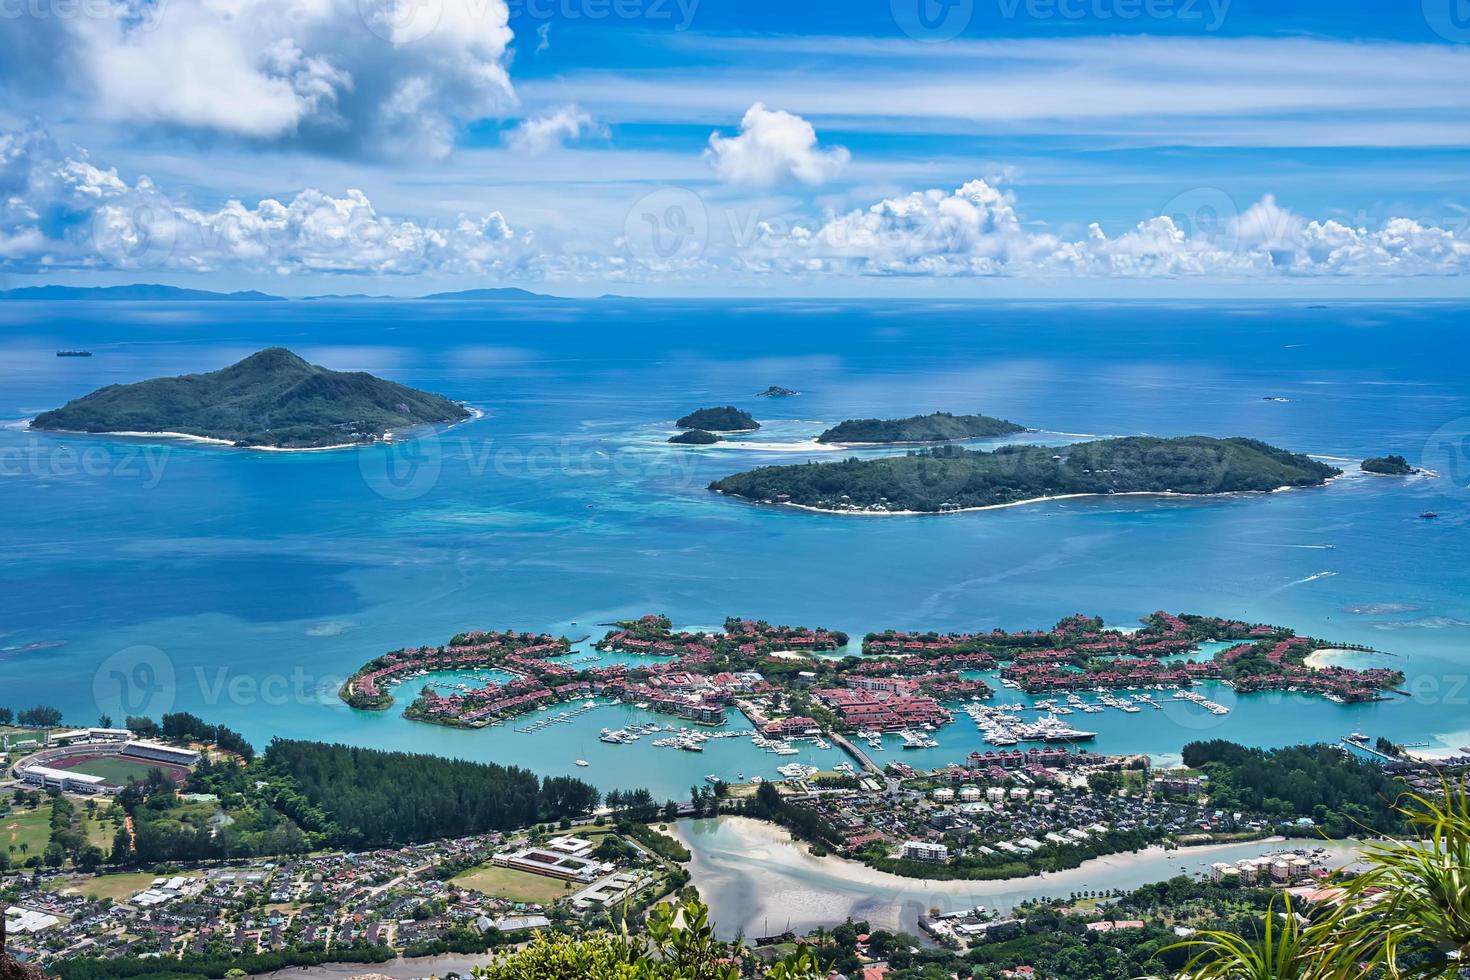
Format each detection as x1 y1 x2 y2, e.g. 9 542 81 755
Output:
2 298 1468 799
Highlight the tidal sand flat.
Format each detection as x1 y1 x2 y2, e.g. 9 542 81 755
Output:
677 816 1361 939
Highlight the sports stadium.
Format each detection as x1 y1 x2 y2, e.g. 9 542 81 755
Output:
10 730 200 794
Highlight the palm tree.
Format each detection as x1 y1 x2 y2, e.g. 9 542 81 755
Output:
1329 781 1470 977
1166 893 1351 979
1163 784 1470 978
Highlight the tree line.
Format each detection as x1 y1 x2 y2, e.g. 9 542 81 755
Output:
1180 740 1408 836
261 739 602 847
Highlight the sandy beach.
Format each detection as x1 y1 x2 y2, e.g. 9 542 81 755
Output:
689 816 1337 896
1304 648 1388 670
713 481 1341 517
717 489 1208 517
705 437 839 452
29 406 483 453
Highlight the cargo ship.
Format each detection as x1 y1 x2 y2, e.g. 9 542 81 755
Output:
56 350 93 357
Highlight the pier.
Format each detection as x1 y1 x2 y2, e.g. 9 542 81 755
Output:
1339 737 1395 762
514 700 607 734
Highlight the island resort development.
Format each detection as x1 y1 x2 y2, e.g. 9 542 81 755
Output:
5 0 1470 973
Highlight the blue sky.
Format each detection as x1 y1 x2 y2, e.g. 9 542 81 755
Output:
0 0 1467 295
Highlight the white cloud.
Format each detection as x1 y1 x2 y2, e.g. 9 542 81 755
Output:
3 127 1468 285
0 127 521 276
1 0 516 159
705 103 850 187
506 106 601 155
740 179 1470 279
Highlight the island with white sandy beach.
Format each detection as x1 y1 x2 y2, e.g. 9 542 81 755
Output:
30 347 471 449
709 435 1342 514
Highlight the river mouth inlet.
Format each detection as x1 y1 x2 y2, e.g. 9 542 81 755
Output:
675 816 1360 939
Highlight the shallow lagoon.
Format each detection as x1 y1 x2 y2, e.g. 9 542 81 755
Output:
676 816 1361 938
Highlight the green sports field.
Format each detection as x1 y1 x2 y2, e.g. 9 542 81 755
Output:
64 756 165 785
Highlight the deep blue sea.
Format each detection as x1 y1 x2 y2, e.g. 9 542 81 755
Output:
3 298 1468 799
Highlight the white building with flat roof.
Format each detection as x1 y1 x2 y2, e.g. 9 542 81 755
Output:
51 728 132 747
542 835 595 857
901 840 949 863
17 765 107 794
6 907 60 934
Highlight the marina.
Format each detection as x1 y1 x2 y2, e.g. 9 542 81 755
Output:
5 305 1468 802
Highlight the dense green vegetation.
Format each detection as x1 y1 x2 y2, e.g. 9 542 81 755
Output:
675 406 759 431
711 436 1341 513
263 739 600 847
743 782 844 849
14 705 62 727
104 733 606 864
1362 454 1415 475
864 826 1157 882
31 347 470 448
52 941 396 980
1180 740 1408 835
668 428 721 444
159 711 254 761
471 898 823 980
618 820 692 862
815 411 1025 444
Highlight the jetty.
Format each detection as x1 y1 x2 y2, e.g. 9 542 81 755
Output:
514 700 607 734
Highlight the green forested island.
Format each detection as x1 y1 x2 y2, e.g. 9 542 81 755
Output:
816 411 1026 444
30 347 470 448
1361 454 1415 475
674 406 759 431
710 436 1341 513
668 428 722 444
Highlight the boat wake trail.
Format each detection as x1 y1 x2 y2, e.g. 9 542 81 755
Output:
1266 570 1339 596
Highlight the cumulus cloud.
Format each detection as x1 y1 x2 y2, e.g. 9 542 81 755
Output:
705 103 850 187
0 128 521 276
505 106 601 155
0 0 516 159
738 179 1470 279
5 127 1468 285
